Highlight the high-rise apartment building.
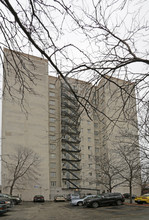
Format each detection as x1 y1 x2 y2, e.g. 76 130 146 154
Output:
1 49 50 200
1 50 141 200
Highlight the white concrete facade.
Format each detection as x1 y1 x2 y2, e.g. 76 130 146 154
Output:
1 49 50 200
1 50 141 200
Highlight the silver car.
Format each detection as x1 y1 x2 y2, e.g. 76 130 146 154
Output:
70 195 97 206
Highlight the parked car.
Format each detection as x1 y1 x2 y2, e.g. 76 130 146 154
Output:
0 200 8 215
70 195 97 206
11 195 22 205
84 193 125 208
54 195 66 202
0 193 21 205
33 195 45 202
66 194 80 201
0 197 13 209
123 193 136 199
134 194 149 204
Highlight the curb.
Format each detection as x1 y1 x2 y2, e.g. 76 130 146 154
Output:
124 203 149 207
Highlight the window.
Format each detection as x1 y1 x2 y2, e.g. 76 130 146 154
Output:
51 181 56 186
49 135 55 140
89 172 92 176
95 156 99 162
50 153 56 159
87 129 91 133
49 92 55 97
50 144 56 150
95 148 99 153
49 117 56 122
50 162 56 168
96 173 101 178
88 146 92 150
88 164 92 168
94 115 98 120
49 100 55 105
95 139 99 145
50 126 55 131
94 123 98 128
49 109 55 114
50 172 56 177
87 120 91 125
88 155 92 159
94 131 99 135
88 137 91 142
96 164 100 169
49 84 55 89
73 85 77 90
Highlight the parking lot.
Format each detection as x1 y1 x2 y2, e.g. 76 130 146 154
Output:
1 201 149 220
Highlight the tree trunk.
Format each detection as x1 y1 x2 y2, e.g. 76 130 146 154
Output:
129 181 132 204
9 181 15 195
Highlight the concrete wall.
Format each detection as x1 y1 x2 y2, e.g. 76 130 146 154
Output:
1 49 50 200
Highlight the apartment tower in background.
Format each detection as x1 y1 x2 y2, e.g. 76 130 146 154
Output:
1 50 141 200
1 49 50 200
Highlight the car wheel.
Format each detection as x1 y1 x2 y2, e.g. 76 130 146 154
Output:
77 202 83 206
92 202 99 208
116 200 122 206
13 200 17 205
136 201 141 204
11 201 15 207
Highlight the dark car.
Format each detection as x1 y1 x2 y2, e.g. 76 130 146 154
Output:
11 195 22 205
0 197 13 209
84 193 125 208
123 193 136 199
33 195 45 202
0 200 8 215
0 193 21 206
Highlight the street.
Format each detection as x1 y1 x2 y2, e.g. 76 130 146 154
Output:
1 201 149 220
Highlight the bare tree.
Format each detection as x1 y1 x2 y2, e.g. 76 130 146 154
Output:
0 0 148 118
96 156 126 193
115 143 141 203
137 101 149 191
1 1 148 199
2 147 40 195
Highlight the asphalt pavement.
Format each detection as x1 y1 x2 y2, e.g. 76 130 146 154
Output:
1 201 149 220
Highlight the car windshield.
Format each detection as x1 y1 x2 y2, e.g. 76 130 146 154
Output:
80 196 87 199
86 195 101 199
0 194 11 198
94 195 102 197
142 194 149 197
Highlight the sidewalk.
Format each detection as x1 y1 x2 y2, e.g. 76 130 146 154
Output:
124 199 149 207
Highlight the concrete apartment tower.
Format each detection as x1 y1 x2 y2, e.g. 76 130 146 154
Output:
95 77 141 195
1 50 141 200
48 76 141 197
1 49 50 200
